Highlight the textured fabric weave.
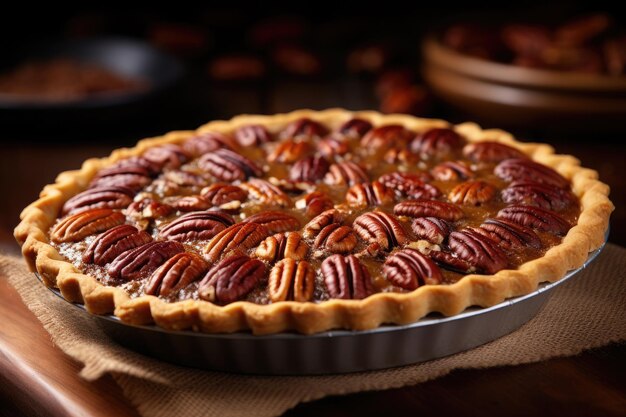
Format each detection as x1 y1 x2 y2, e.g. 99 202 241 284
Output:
2 243 625 417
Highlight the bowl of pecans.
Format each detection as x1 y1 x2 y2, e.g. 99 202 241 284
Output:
422 13 626 132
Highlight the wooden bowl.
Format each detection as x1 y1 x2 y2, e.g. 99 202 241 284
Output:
422 36 626 133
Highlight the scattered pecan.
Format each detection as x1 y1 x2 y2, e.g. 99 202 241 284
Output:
501 181 575 211
411 217 452 244
338 118 373 138
163 170 210 188
297 191 334 217
127 199 174 220
159 211 235 241
234 124 272 146
410 128 464 160
463 141 527 163
240 178 291 207
497 205 571 235
431 229 508 274
62 186 135 215
83 224 153 265
378 172 439 199
142 144 189 170
198 148 262 182
353 211 409 250
302 209 344 239
198 254 266 304
394 200 464 221
255 232 308 263
321 254 373 300
170 195 212 212
183 132 235 157
268 258 315 302
200 183 247 207
383 248 443 290
318 135 349 159
324 161 369 186
242 211 300 234
449 181 497 206
268 139 312 163
313 224 358 254
346 181 394 207
51 208 125 243
494 158 570 189
289 155 330 182
280 118 328 140
430 161 474 181
204 222 270 262
108 240 185 281
477 218 541 250
360 124 414 153
145 252 208 297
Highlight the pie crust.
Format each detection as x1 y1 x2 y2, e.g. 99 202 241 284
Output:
14 109 614 334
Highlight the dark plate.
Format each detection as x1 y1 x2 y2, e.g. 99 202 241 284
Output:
40 230 608 375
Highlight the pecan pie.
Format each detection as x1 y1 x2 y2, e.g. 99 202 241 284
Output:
14 109 613 334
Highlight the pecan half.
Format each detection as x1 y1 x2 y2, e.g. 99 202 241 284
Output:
303 209 344 239
280 118 328 140
51 208 125 243
324 161 369 186
240 178 291 207
297 191 334 217
242 211 300 234
198 149 262 182
313 224 358 254
494 158 570 189
83 224 153 265
318 135 349 159
378 172 439 199
204 222 270 262
127 199 174 220
183 132 235 157
145 252 208 297
338 118 373 138
497 205 571 235
268 139 312 163
346 181 394 207
410 128 464 160
234 124 272 146
477 218 541 250
89 165 152 192
394 200 464 221
62 186 135 215
383 248 443 289
142 144 189 170
255 232 308 263
108 240 185 281
431 229 508 274
268 258 315 302
201 183 247 207
159 211 235 241
449 181 497 206
321 254 373 299
198 254 266 304
353 211 409 250
170 195 212 212
430 161 474 181
463 141 527 163
360 124 414 153
501 181 575 211
105 157 161 177
289 155 330 182
411 217 452 244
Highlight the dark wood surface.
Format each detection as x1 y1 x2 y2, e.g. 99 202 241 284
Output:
1 144 625 416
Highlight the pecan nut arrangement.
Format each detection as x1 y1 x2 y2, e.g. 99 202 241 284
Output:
14 109 613 334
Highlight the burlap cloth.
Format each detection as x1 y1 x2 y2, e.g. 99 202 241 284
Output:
1 242 625 417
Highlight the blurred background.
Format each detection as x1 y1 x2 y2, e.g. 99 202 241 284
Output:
0 3 624 245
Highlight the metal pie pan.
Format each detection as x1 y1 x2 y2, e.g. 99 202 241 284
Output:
41 235 607 375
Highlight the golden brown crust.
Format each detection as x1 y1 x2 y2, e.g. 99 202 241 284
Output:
14 109 614 335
